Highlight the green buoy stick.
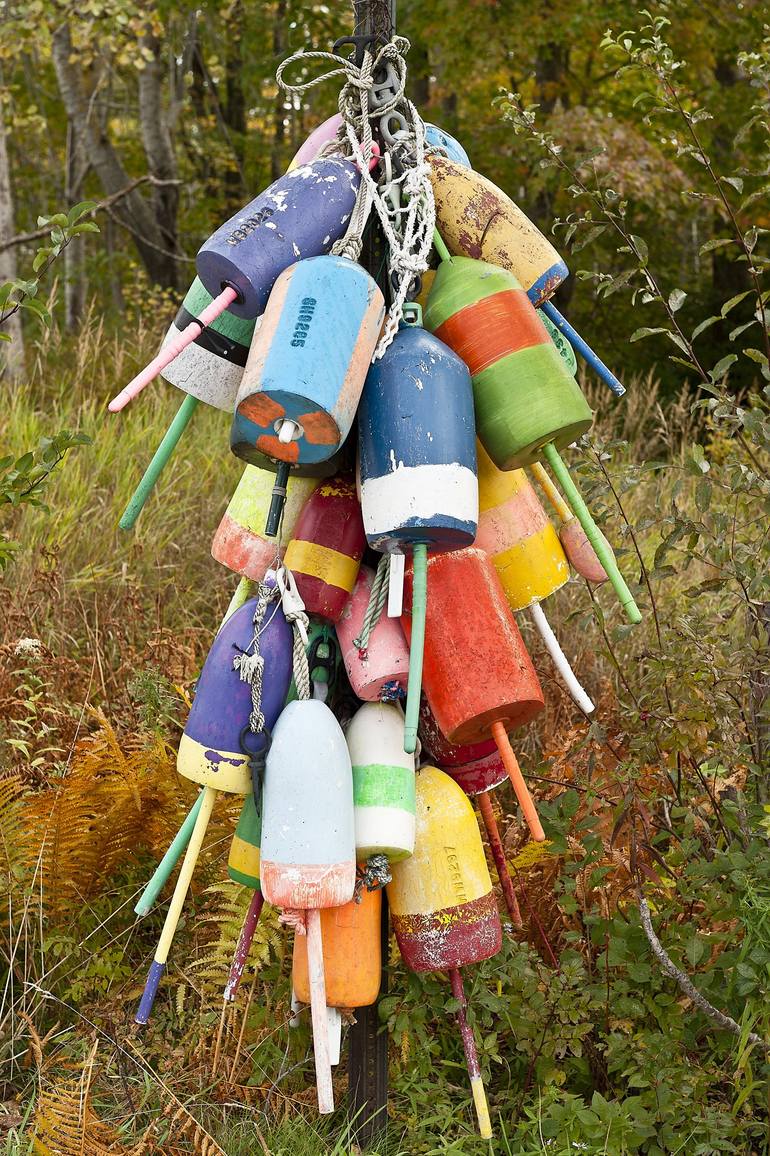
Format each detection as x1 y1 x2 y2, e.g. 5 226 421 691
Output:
541 442 641 625
433 228 453 265
134 790 205 916
403 543 428 754
119 394 200 530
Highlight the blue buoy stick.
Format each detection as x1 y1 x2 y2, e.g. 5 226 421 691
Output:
540 300 625 398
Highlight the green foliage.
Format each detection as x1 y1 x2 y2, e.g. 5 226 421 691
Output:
0 430 91 570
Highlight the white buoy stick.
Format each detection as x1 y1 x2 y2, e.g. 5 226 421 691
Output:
528 601 594 714
387 553 405 618
327 1006 342 1066
306 908 334 1113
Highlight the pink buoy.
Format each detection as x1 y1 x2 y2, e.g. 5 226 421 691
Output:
335 565 410 702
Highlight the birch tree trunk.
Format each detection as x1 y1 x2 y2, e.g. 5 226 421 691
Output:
0 108 25 379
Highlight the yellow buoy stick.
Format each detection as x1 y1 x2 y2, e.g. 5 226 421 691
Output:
135 785 217 1023
450 967 493 1139
530 461 570 523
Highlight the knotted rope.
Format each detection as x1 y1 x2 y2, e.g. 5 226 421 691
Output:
232 578 281 733
353 553 390 655
355 853 392 901
276 37 435 354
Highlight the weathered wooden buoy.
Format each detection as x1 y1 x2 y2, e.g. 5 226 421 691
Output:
223 792 265 1003
475 443 594 712
282 475 366 622
403 547 546 842
161 277 256 409
388 765 500 1138
211 465 319 581
118 279 258 531
419 698 521 928
358 310 478 752
425 241 640 624
425 252 592 469
336 565 410 701
260 698 356 1113
177 593 292 796
347 701 415 862
529 461 608 584
424 123 471 167
136 583 292 1025
292 885 381 1008
231 255 383 533
428 155 624 396
110 157 362 412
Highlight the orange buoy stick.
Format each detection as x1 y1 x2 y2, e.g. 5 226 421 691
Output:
476 791 522 928
490 721 544 843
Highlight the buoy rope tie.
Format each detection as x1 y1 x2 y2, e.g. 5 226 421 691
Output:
232 578 280 733
279 909 307 934
276 38 435 354
353 553 390 655
354 853 392 901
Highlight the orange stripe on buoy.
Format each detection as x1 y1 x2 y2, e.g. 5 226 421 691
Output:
434 289 547 375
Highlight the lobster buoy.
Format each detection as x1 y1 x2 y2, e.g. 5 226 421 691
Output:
228 793 261 888
428 155 624 396
475 441 568 609
424 254 592 470
292 885 381 1008
211 465 319 581
418 698 507 795
135 581 291 1026
260 698 356 1114
336 565 410 702
388 764 500 1138
110 158 363 413
425 245 641 624
418 698 521 928
177 587 293 796
358 311 478 752
403 547 545 842
476 443 594 713
232 256 384 468
160 277 256 410
346 701 416 862
283 476 366 622
424 123 471 167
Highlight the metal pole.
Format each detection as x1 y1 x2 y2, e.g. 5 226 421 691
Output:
347 3 395 1144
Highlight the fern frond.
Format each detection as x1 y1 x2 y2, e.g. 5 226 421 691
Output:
32 1078 124 1155
190 882 282 1004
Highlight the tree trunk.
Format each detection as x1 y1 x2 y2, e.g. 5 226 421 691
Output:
51 21 179 287
64 119 87 331
137 30 181 289
223 0 247 205
0 107 25 379
270 0 288 182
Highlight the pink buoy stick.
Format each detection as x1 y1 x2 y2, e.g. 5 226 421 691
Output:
108 285 239 412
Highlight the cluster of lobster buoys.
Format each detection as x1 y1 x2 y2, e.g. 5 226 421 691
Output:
117 34 641 1141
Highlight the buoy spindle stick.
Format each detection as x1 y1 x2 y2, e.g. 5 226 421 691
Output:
541 443 641 625
134 791 205 917
449 968 492 1139
306 907 334 1113
490 721 544 843
223 889 265 1002
264 462 291 538
135 785 217 1024
109 286 239 412
529 461 570 523
540 300 625 398
476 791 522 929
528 602 595 714
403 543 427 754
223 577 256 624
433 228 453 265
119 394 200 530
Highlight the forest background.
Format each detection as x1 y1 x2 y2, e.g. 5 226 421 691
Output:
1 0 770 1152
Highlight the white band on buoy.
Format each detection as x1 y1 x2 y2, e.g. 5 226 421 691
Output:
388 552 405 617
528 601 595 714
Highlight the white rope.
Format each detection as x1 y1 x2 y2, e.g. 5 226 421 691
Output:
277 38 435 351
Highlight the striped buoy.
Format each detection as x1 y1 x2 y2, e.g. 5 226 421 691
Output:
346 701 416 862
283 476 366 622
